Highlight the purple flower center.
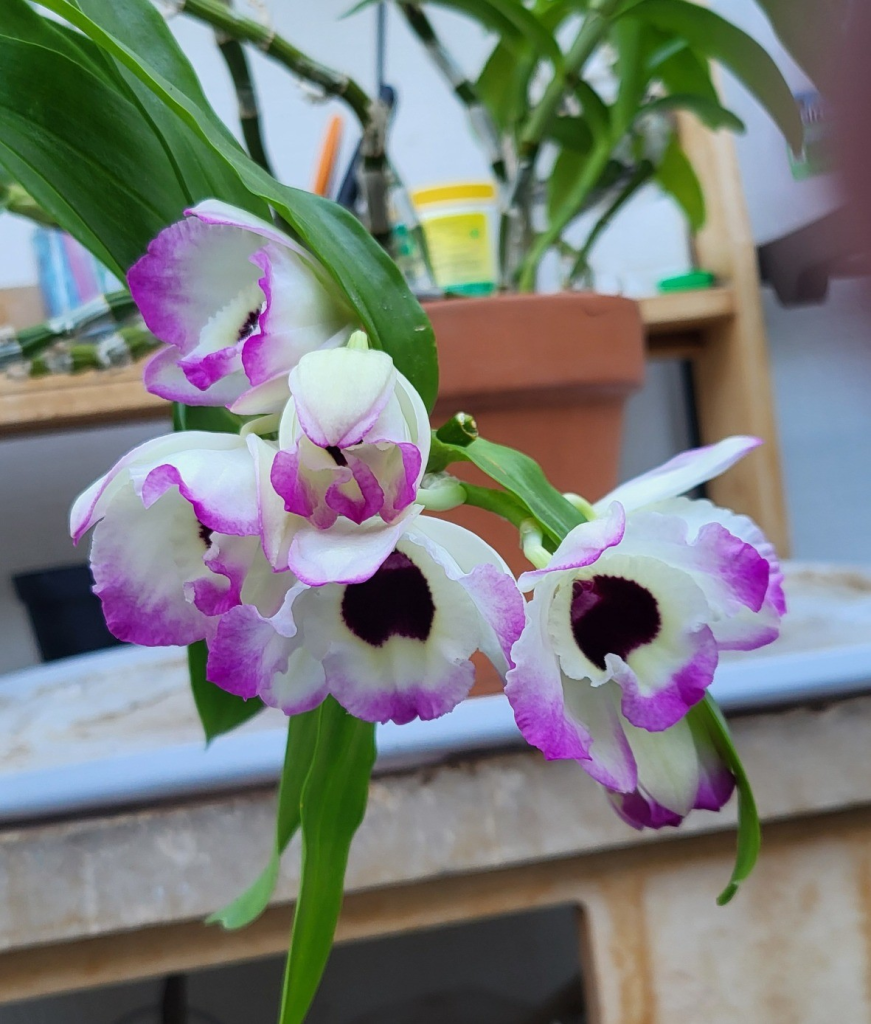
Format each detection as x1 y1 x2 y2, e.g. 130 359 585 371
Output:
237 307 261 342
197 521 213 548
342 551 435 647
570 575 660 669
326 445 348 466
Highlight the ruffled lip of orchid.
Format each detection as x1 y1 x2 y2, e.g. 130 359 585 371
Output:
177 342 245 392
595 436 762 515
608 789 685 830
606 627 718 732
518 503 626 591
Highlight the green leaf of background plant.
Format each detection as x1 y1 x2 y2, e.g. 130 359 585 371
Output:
641 93 745 133
690 695 761 905
653 40 719 103
0 37 192 276
654 132 705 231
612 17 647 138
477 40 535 133
753 0 839 91
623 0 803 151
39 0 439 411
574 81 612 143
188 640 265 744
279 699 376 1024
547 116 595 154
209 707 321 929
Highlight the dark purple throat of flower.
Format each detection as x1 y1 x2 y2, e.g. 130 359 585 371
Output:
237 306 261 342
571 575 660 669
342 551 435 647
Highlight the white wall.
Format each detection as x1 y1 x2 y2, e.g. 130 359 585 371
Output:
1 1 869 675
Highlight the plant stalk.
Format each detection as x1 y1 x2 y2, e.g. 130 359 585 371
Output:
180 0 373 127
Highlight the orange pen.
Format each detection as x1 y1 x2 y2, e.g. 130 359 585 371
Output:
311 114 344 197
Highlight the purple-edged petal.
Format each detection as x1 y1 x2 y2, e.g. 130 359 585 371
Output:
608 789 684 829
519 503 626 590
189 199 306 252
297 535 483 724
127 212 263 354
504 575 596 763
242 244 352 386
288 509 420 586
284 348 396 449
144 346 249 407
621 715 700 816
89 485 214 646
595 436 762 514
409 516 525 672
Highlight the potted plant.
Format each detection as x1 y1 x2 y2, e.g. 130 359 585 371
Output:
0 1 795 1020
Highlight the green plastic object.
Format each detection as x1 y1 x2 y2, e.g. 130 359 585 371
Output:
657 270 716 292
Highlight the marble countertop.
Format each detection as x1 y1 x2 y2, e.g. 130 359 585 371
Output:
0 562 869 824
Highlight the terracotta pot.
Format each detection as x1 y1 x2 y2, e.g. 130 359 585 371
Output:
423 292 646 696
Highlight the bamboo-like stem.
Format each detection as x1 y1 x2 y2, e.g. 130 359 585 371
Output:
213 2 275 174
0 181 58 228
399 5 508 184
180 0 373 127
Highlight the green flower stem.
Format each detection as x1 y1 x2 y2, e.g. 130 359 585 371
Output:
0 180 58 227
399 5 507 184
180 0 373 127
519 518 551 569
461 482 535 532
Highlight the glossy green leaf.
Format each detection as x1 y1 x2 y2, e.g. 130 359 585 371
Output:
279 699 376 1024
623 0 803 151
641 93 745 133
38 0 439 411
0 37 191 276
209 708 321 929
655 132 705 232
188 640 265 744
433 420 586 542
75 0 267 214
691 695 761 905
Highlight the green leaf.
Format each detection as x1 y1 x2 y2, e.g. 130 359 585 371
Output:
753 0 838 90
575 80 612 143
547 115 594 154
75 0 267 214
188 640 265 744
623 0 803 151
653 40 719 104
279 699 376 1024
433 421 586 543
37 0 439 411
641 93 745 133
209 708 321 929
477 40 535 133
0 36 191 276
691 695 761 905
612 17 647 138
655 132 705 232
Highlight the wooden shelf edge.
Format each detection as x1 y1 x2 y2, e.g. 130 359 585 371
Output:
0 287 737 437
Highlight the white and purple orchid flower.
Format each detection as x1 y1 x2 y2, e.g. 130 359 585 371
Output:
249 342 432 586
206 516 526 725
127 201 355 413
505 436 785 827
70 431 263 646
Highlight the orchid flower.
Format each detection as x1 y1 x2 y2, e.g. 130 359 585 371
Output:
70 432 265 646
504 437 784 825
127 201 355 412
206 517 526 725
249 341 432 586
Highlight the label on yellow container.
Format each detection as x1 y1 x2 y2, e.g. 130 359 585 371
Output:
420 212 495 295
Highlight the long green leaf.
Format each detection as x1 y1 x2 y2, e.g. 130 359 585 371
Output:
753 0 838 90
691 695 761 905
654 40 719 103
642 93 745 133
433 420 586 543
37 0 439 410
0 36 191 276
623 0 802 151
279 699 376 1024
477 39 535 133
188 640 264 744
654 132 705 232
75 0 267 214
209 707 321 929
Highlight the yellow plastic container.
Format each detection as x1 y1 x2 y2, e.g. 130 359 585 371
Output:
411 182 498 295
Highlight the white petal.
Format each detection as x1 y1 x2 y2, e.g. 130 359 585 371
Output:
594 436 762 514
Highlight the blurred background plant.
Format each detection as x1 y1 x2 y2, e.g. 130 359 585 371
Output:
0 0 821 378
